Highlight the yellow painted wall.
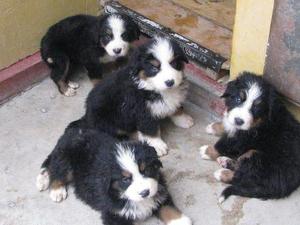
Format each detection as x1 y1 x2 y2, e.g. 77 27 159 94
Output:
230 0 274 79
0 0 99 69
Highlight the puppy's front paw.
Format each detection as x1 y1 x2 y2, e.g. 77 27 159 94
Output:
168 215 192 225
36 168 50 191
171 113 194 129
151 139 168 157
63 87 77 97
199 145 212 160
68 81 80 89
205 122 224 136
214 168 233 183
216 156 232 168
50 186 68 203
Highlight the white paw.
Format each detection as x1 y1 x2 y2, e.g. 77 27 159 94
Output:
214 168 230 181
205 123 216 135
36 168 50 191
68 81 80 89
172 114 194 129
63 87 76 97
50 187 67 202
168 215 192 225
151 139 168 157
218 195 225 204
199 145 211 160
216 156 232 168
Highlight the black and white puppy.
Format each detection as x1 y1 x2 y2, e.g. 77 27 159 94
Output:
84 37 194 156
36 121 192 225
200 72 300 202
41 13 140 96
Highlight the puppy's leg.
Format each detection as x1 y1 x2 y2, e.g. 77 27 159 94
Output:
216 156 238 170
36 167 50 191
199 145 220 160
205 122 224 136
137 130 168 157
214 168 234 184
50 55 77 97
36 155 52 191
170 107 194 129
158 205 192 225
216 149 258 170
82 48 103 85
49 180 68 203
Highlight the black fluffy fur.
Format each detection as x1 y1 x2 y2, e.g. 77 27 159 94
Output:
41 120 176 225
40 14 139 94
217 72 300 201
83 39 188 137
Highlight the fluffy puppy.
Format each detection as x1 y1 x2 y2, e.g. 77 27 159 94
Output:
41 13 140 96
84 37 194 156
200 72 300 202
36 121 192 225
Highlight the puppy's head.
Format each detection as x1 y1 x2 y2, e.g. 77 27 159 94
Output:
221 72 272 133
100 14 140 57
111 142 162 202
133 37 188 92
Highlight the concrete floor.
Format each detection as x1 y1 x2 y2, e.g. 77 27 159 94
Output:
1 75 300 225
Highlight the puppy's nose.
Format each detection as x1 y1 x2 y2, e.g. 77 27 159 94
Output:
139 189 150 198
234 117 244 126
165 79 175 87
113 48 122 54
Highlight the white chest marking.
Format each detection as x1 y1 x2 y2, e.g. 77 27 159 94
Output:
147 82 188 118
118 197 160 220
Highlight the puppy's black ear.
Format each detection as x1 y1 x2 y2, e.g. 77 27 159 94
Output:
220 79 236 98
180 54 189 64
124 15 140 40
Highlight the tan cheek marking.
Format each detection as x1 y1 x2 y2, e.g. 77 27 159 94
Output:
207 146 221 160
251 118 263 128
220 170 234 183
159 206 182 224
212 122 225 136
139 162 146 172
112 181 120 190
138 70 147 81
90 78 102 86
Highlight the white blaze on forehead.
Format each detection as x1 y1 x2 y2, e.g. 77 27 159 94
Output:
149 37 174 63
244 82 262 108
116 144 139 175
108 15 125 38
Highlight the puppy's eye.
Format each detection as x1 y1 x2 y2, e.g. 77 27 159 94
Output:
121 32 128 40
122 176 132 184
236 96 242 104
102 35 113 44
170 58 183 71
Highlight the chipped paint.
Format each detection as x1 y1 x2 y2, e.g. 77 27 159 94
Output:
105 1 226 72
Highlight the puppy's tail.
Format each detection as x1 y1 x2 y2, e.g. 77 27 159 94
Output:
219 185 272 203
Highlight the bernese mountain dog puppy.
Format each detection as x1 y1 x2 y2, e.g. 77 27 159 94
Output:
199 72 300 203
83 37 194 156
36 121 192 225
41 13 140 96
